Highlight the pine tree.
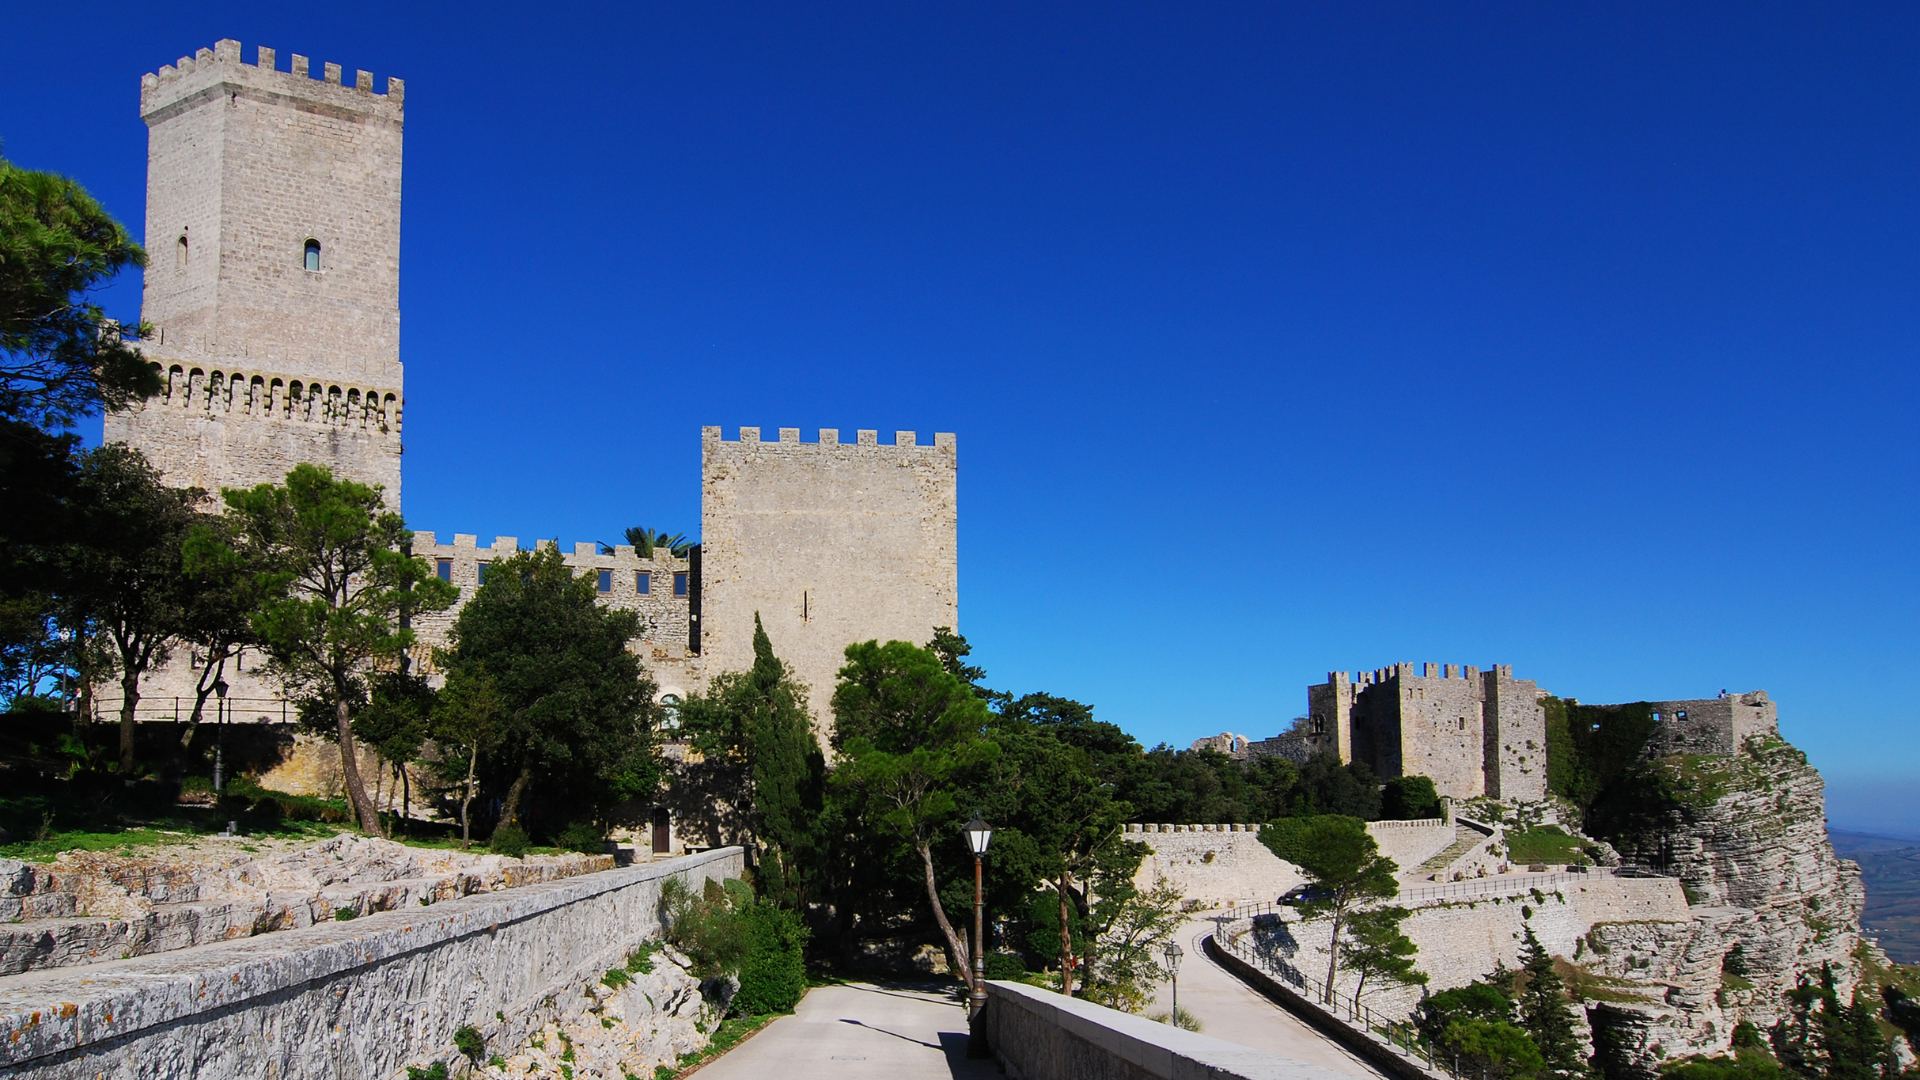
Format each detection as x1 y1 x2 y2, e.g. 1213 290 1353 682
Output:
743 614 825 907
1517 925 1589 1080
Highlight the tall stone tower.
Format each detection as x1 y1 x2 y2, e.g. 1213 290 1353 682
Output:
701 427 959 741
103 40 405 502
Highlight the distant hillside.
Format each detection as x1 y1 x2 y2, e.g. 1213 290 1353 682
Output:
1831 829 1920 965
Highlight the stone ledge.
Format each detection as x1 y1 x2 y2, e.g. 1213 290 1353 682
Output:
0 848 741 1069
983 977 1356 1080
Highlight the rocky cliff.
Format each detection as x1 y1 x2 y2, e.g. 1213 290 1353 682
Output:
1581 733 1874 1077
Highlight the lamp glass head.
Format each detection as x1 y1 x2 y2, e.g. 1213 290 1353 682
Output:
965 815 993 856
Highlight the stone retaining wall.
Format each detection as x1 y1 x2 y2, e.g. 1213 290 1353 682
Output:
982 978 1356 1080
0 847 744 1079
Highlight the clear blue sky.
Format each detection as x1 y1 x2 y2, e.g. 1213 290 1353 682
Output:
5 3 1916 836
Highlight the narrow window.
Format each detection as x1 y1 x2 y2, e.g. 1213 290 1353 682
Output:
176 235 189 267
436 559 452 582
659 694 682 733
477 562 490 585
673 571 688 596
597 569 613 594
635 570 651 595
303 239 322 271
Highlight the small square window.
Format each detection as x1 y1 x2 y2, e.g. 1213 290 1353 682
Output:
436 559 451 582
477 563 490 585
597 569 613 593
635 571 651 595
673 572 688 596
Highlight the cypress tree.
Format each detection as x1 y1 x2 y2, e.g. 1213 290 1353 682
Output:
1517 925 1589 1080
744 614 825 908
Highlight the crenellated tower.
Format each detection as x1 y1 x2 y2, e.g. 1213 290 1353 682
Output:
104 39 406 502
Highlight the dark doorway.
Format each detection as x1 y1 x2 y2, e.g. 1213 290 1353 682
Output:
651 808 671 854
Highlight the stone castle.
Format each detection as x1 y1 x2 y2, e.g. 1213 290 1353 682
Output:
104 40 958 737
1197 662 1779 803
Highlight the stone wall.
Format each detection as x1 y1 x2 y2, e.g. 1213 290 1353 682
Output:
701 426 958 740
1643 692 1778 757
1126 821 1459 908
0 847 743 1079
981 978 1355 1080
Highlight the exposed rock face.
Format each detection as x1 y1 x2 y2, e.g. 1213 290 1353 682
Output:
479 944 722 1080
0 834 610 975
1582 735 1872 1077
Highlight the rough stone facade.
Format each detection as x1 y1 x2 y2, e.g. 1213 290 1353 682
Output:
0 847 742 1079
1125 819 1461 908
701 426 958 737
104 40 405 503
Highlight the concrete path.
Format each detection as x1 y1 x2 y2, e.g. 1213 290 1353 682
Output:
1144 916 1388 1079
695 981 999 1080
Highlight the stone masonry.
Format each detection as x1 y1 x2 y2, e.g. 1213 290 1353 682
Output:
104 40 405 503
701 426 959 739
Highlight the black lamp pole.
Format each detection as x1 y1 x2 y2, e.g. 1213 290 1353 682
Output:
212 677 229 793
965 815 993 1059
1163 941 1185 1023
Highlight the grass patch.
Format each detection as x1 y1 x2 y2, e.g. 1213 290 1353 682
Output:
1556 958 1657 1004
652 1011 781 1079
1505 825 1589 866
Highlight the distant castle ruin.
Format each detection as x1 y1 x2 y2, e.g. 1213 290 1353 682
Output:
105 41 959 739
1194 664 1778 803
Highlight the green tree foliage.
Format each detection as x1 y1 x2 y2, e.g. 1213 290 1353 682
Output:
174 512 262 761
830 637 998 994
1517 925 1590 1080
1297 752 1385 818
622 526 691 559
355 669 436 825
438 545 659 835
1260 814 1401 1001
430 667 503 846
736 902 809 1014
1382 775 1442 820
660 877 808 1015
1341 905 1427 1000
1417 977 1545 1080
1768 967 1896 1080
679 614 825 907
0 154 159 429
59 444 203 774
1542 697 1680 848
216 464 456 835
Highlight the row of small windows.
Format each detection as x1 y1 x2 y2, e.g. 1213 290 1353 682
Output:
436 560 686 597
170 234 324 271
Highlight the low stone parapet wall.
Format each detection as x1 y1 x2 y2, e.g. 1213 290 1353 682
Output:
981 978 1356 1080
0 847 744 1079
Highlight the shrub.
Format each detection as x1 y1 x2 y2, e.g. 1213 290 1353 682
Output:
556 821 603 854
490 824 530 858
734 903 808 1015
453 1026 485 1062
985 951 1027 981
603 967 632 989
406 1064 448 1080
335 907 357 921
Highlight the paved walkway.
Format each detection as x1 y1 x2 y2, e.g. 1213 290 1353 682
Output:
1145 916 1388 1079
695 981 999 1080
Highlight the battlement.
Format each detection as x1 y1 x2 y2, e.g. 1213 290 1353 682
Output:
141 41 403 121
703 426 956 452
132 361 401 433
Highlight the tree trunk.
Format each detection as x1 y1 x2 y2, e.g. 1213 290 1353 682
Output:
917 841 973 994
400 762 410 828
178 649 228 753
334 686 384 837
1058 872 1075 997
460 746 478 846
118 666 141 777
498 765 533 830
1323 902 1345 1005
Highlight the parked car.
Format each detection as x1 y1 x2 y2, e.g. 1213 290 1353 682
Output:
1278 884 1332 905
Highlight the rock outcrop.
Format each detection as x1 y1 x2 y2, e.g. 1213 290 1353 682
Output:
477 944 723 1080
1582 734 1874 1076
0 834 611 975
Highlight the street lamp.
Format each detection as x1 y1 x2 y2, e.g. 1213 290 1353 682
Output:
965 814 993 1059
212 677 229 793
1162 941 1185 1024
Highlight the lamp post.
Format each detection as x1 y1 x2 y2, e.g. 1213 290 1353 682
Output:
1162 941 1185 1025
212 678 228 793
964 814 993 1059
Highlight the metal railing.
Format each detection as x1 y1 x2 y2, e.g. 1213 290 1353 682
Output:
85 696 293 722
1213 911 1446 1076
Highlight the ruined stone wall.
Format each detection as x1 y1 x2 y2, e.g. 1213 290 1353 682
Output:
106 39 404 502
1644 693 1778 757
700 426 957 739
1483 665 1547 801
408 534 709 704
0 848 743 1079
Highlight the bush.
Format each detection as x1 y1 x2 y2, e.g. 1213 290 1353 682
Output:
1381 775 1441 819
734 903 808 1015
555 821 603 854
453 1026 485 1062
490 824 530 858
335 907 357 921
985 951 1027 980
